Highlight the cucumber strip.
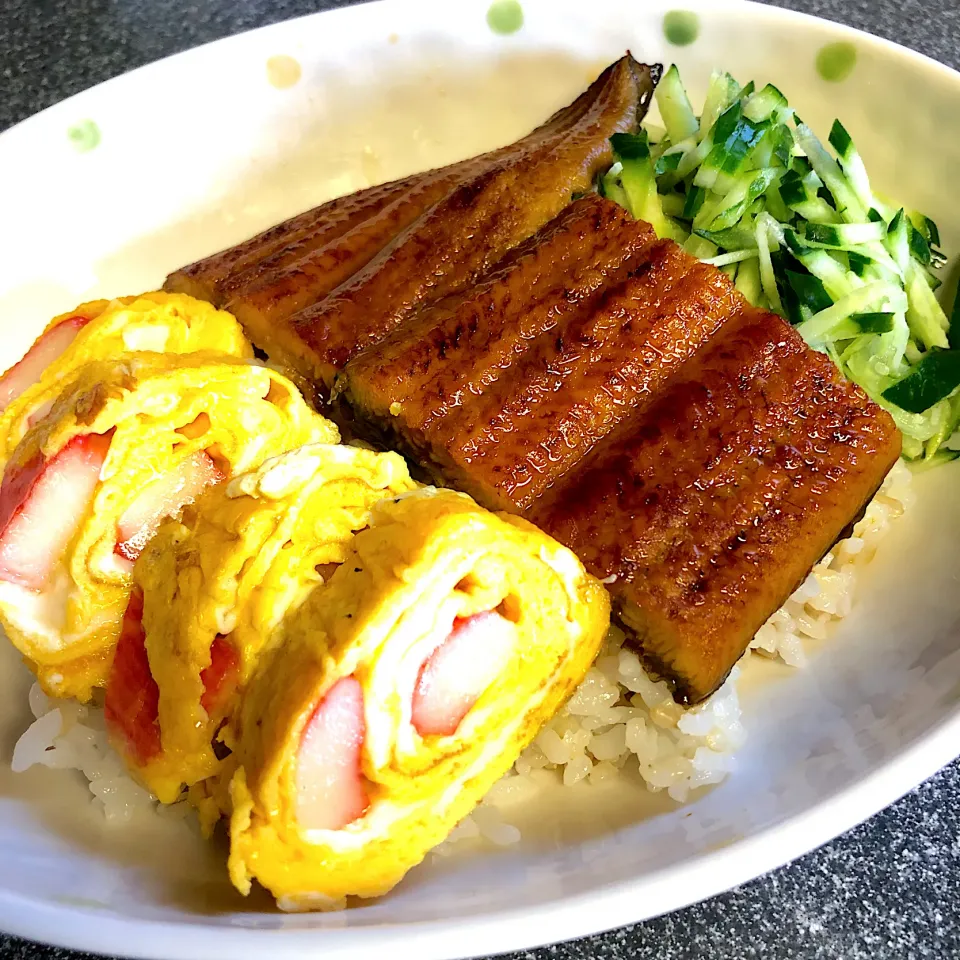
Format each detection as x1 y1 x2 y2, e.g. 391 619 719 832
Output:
829 312 896 340
883 349 960 413
655 151 683 177
849 311 897 333
705 169 777 232
781 168 840 223
845 248 901 285
787 270 833 314
683 234 719 259
949 284 960 350
844 334 895 391
901 434 925 458
909 448 960 471
759 211 786 247
713 101 743 142
827 119 875 212
881 312 912 374
752 124 793 169
620 161 671 237
735 255 763 303
645 123 668 146
860 241 905 280
743 83 788 122
907 220 932 266
906 208 942 247
800 167 825 197
668 217 691 244
600 168 630 209
629 64 957 461
923 396 960 459
763 182 791 222
672 136 714 184
844 312 911 382
655 136 695 162
660 191 686 217
610 132 650 161
779 169 805 206
704 249 760 267
655 64 700 143
790 198 839 224
884 208 912 274
905 341 924 365
649 138 672 163
611 132 673 239
804 221 888 247
846 251 872 277
796 282 907 345
755 215 784 315
774 125 796 166
905 260 950 350
699 71 740 142
888 399 944 443
794 122 867 222
682 184 707 220
694 224 758 251
695 168 742 196
784 230 859 299
701 116 769 180
692 192 724 231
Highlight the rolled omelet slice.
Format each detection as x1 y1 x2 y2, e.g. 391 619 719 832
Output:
0 292 251 461
103 443 415 812
226 487 611 911
0 352 335 700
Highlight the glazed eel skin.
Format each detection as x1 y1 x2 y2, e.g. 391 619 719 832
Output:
338 195 901 702
166 54 660 394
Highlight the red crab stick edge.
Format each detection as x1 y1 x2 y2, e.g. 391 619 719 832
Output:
106 589 240 767
296 676 369 831
0 432 112 590
412 611 516 737
115 451 224 562
0 315 89 412
291 612 515 832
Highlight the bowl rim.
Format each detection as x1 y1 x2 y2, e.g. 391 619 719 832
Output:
1 0 959 957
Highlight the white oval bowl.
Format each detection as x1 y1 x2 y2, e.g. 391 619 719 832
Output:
1 1 959 957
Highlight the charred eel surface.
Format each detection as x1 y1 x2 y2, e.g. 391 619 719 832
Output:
341 196 900 702
166 55 660 393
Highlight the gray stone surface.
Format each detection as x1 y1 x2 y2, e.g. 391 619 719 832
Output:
1 1 959 957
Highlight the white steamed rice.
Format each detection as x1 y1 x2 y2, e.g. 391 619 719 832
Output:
11 460 914 843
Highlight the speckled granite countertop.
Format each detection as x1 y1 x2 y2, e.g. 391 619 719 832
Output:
1 1 959 958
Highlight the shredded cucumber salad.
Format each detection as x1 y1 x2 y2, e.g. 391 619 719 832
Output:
600 64 960 464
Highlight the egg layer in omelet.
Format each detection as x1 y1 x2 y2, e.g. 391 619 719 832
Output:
0 352 335 700
0 292 250 463
106 442 415 811
226 487 610 911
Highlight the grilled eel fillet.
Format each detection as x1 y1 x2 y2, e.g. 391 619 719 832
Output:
338 195 901 702
165 54 660 394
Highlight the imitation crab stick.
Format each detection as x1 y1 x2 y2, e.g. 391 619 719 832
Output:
0 315 91 412
411 611 517 738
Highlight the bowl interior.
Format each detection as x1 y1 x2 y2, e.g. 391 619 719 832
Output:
1 0 959 955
